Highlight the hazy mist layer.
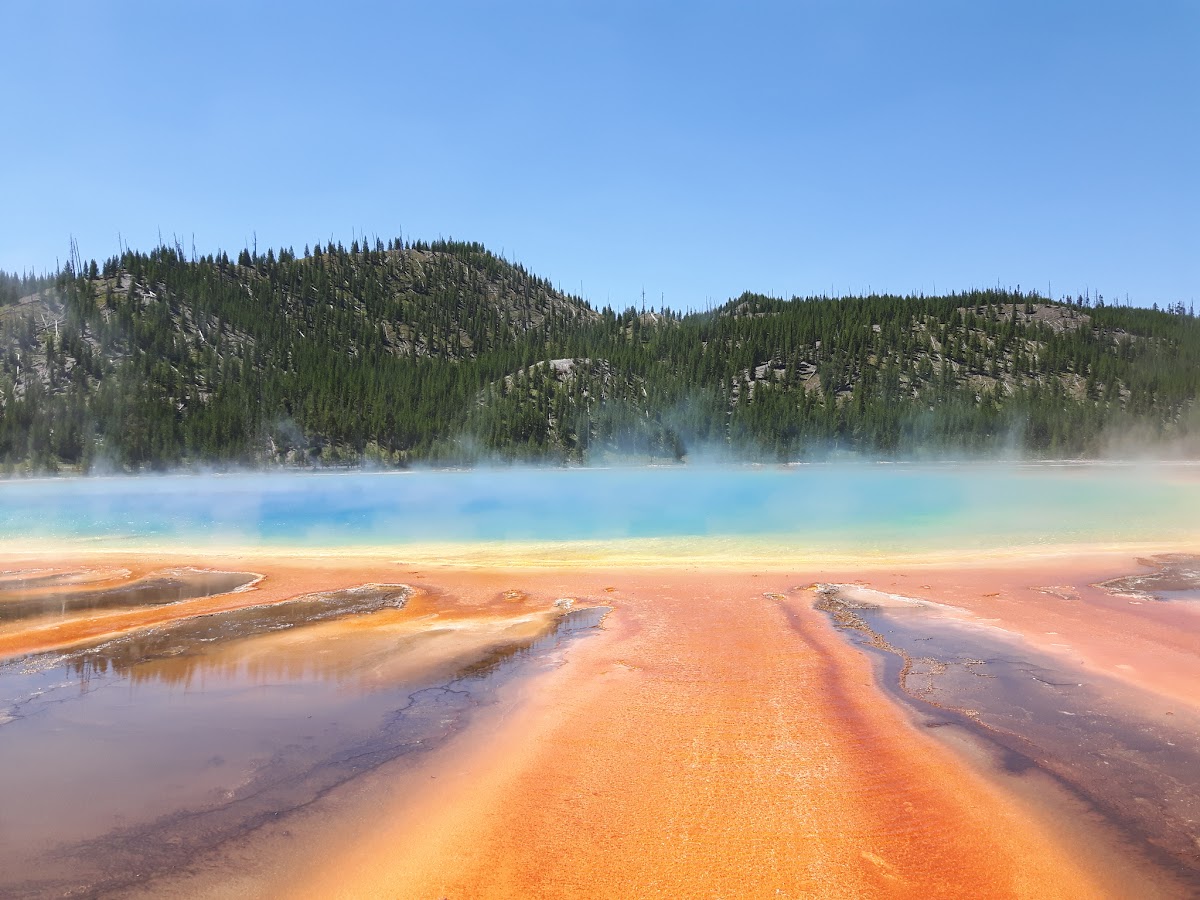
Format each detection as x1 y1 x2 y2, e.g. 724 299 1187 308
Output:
2 464 1198 559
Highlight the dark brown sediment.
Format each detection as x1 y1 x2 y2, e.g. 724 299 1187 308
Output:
0 568 258 624
0 567 130 590
1099 553 1200 598
814 584 1200 893
9 582 411 685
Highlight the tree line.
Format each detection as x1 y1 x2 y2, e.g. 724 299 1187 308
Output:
1 238 1197 472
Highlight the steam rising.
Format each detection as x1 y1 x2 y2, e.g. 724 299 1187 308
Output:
1 463 1198 554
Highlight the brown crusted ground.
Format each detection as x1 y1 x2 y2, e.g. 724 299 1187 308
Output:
3 551 1193 898
833 554 1200 711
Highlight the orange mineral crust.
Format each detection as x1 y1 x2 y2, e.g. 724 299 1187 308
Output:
288 569 1113 900
0 553 445 659
5 551 1194 898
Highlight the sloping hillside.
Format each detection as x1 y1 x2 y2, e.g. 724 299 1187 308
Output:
1 240 1197 471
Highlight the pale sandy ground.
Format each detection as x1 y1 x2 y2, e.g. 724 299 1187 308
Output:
3 546 1197 898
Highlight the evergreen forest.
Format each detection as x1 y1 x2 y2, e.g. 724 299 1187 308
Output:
2 238 1198 472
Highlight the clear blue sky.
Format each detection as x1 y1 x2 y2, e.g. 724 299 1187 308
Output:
2 1 1196 310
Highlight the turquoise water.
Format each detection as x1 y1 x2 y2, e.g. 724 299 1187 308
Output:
0 464 1197 552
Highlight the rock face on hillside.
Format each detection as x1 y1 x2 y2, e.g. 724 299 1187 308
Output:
1 241 1197 471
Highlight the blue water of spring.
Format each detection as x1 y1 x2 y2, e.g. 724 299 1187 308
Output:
0 463 1195 551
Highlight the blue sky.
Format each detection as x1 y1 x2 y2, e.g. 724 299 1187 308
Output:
2 1 1196 309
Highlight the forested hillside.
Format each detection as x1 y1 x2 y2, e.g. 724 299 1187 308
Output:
2 238 1198 472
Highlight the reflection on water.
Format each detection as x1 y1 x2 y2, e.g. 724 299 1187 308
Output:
0 583 609 899
19 583 412 684
815 587 1200 891
0 567 129 591
0 568 258 624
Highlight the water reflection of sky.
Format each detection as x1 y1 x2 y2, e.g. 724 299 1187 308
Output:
0 464 1196 549
0 599 601 896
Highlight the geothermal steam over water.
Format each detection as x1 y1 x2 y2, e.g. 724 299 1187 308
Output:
1 464 1198 550
1 464 1199 898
